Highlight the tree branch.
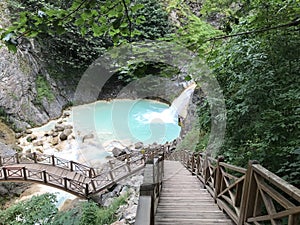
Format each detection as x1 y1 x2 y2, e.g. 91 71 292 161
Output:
207 18 300 42
16 0 90 40
121 0 132 42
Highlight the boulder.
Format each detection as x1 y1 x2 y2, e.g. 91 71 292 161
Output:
33 140 43 147
59 129 72 141
112 147 126 157
64 124 73 130
134 142 143 149
51 137 59 146
62 111 71 118
26 134 37 142
82 133 94 143
15 133 23 139
25 129 33 134
54 124 64 132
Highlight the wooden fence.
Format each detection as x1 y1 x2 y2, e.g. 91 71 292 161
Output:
0 152 96 177
169 150 300 225
135 153 164 225
0 141 177 198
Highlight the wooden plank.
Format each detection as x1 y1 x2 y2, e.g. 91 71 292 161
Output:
155 160 235 225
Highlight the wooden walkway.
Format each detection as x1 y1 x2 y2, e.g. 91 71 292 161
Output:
155 161 234 225
0 152 146 197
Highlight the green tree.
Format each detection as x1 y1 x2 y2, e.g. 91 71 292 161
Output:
196 0 300 186
0 193 58 225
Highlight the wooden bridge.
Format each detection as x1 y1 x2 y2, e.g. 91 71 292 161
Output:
136 150 300 225
0 151 148 197
0 143 175 198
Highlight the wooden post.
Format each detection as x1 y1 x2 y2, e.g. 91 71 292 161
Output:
64 177 68 190
33 152 37 163
23 167 27 180
0 156 2 166
43 170 47 183
214 156 224 203
126 154 131 172
16 153 20 164
203 153 211 184
238 160 259 225
196 154 200 176
70 161 74 172
192 153 196 174
3 167 7 180
51 155 55 166
85 183 89 197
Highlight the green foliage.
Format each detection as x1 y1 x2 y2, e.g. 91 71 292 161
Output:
0 192 129 225
176 127 200 152
117 61 180 83
35 75 55 104
0 193 58 225
132 0 172 40
193 0 300 186
175 14 223 54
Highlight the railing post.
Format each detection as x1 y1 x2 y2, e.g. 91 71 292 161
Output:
23 167 27 180
0 156 2 166
203 153 211 184
108 161 115 181
64 177 68 190
3 167 7 180
33 152 37 163
43 170 47 183
126 154 131 172
70 161 73 172
196 154 200 176
214 156 224 203
16 153 20 164
238 160 259 225
51 155 55 166
85 183 89 197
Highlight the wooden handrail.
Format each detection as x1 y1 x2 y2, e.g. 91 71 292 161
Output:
135 153 165 225
166 150 300 225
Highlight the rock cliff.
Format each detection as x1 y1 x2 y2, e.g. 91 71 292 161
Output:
0 2 68 130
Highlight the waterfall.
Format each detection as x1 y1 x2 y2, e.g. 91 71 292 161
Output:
170 83 197 119
143 83 197 124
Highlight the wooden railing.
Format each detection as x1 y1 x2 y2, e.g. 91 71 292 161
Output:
0 165 91 197
0 141 177 198
0 152 96 177
168 150 300 225
135 153 164 225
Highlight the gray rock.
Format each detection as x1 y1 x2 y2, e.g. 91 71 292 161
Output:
112 147 126 157
82 133 94 143
64 124 73 130
51 137 59 146
15 133 23 139
134 142 144 149
33 140 43 146
27 134 37 142
55 124 65 132
59 128 72 141
25 130 33 134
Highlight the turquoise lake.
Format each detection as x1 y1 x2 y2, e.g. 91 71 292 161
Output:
72 99 181 145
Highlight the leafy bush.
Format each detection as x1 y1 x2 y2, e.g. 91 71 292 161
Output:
35 75 55 103
0 193 58 225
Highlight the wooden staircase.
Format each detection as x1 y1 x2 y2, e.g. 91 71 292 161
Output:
155 161 234 225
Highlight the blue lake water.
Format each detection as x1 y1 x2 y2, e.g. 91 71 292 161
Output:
72 99 181 145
